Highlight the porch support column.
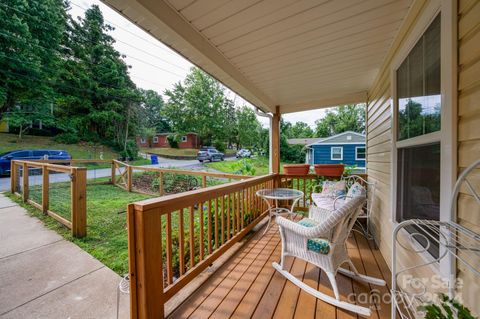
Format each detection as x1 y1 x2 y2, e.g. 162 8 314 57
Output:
270 105 280 174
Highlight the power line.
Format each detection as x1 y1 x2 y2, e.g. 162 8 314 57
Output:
0 2 188 78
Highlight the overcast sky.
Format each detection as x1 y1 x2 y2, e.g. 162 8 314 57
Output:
70 0 327 128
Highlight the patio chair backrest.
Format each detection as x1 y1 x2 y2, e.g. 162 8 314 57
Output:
308 195 366 245
342 175 376 216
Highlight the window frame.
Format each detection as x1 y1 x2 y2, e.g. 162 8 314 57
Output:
152 136 159 144
355 146 366 160
330 146 343 161
140 138 146 144
181 136 187 142
389 0 457 276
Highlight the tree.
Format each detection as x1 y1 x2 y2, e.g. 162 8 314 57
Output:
56 5 140 146
0 0 67 115
235 106 261 149
163 67 235 146
5 104 55 139
289 121 314 138
140 89 170 133
314 104 365 137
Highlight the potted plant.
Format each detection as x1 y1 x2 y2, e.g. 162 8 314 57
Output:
283 164 311 175
314 164 345 177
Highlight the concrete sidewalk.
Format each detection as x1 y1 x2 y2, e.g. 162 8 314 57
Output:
0 194 129 319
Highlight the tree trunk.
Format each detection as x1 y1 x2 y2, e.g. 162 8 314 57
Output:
124 103 131 153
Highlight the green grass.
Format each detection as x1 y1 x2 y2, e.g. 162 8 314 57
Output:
7 184 153 275
0 133 151 167
142 147 236 158
206 157 284 176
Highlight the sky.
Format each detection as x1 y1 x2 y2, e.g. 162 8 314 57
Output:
70 0 326 128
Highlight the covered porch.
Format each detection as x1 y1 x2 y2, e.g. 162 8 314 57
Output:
101 0 480 318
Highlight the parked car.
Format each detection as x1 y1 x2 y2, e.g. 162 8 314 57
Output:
236 149 252 158
0 150 72 175
197 147 224 162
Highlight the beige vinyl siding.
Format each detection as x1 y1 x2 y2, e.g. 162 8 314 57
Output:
457 0 480 313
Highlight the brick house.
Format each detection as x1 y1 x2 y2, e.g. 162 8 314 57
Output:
136 133 199 149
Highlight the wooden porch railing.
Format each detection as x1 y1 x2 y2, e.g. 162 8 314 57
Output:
10 160 87 237
127 174 276 318
127 172 368 318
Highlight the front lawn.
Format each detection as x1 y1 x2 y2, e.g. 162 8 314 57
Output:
142 147 236 158
8 183 153 275
206 157 284 176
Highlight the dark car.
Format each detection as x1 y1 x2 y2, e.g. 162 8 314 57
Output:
197 147 224 162
0 150 72 175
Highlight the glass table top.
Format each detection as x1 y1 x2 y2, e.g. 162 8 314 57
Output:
256 188 304 200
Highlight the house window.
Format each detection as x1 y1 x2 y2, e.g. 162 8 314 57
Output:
181 136 187 142
331 147 343 160
140 138 146 144
394 14 441 257
355 147 366 160
152 136 158 144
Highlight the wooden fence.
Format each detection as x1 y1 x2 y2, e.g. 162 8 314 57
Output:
10 160 87 237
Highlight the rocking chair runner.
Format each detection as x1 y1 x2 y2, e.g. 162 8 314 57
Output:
273 196 386 317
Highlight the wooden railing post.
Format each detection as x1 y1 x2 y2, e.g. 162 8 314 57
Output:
22 162 29 202
202 175 207 188
111 160 116 185
42 166 49 214
127 165 133 192
129 206 165 318
71 167 87 238
10 161 16 194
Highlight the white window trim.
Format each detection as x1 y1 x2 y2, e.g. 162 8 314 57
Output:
140 138 146 144
331 147 343 160
181 136 187 142
355 146 366 160
152 136 159 143
389 0 457 277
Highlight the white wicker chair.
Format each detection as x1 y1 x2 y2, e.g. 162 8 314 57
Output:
272 196 386 316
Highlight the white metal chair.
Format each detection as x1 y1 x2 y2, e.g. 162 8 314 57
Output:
273 196 386 316
311 175 377 242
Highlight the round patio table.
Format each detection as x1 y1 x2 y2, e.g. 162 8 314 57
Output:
256 188 304 235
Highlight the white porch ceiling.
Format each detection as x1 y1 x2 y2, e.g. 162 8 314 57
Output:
102 0 412 113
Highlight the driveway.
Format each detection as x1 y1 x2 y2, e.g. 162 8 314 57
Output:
0 156 235 192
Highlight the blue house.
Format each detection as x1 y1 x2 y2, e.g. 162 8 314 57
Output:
306 131 366 170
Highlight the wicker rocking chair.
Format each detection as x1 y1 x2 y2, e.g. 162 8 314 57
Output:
272 196 386 316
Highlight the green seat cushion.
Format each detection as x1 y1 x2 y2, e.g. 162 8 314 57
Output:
297 219 330 254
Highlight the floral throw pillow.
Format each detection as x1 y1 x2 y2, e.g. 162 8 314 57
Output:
321 180 346 198
345 182 366 201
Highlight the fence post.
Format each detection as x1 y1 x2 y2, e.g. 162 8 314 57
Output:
202 175 207 188
10 161 16 194
127 165 133 192
111 160 116 185
129 206 165 318
159 172 164 196
71 167 87 238
42 166 49 214
22 162 29 202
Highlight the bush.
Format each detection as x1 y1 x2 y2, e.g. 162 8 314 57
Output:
118 140 139 160
213 140 226 152
54 132 80 144
167 134 180 148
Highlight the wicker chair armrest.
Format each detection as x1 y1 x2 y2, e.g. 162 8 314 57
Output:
276 216 331 238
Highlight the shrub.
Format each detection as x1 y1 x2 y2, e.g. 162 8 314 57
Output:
167 134 181 148
54 132 80 144
213 140 226 152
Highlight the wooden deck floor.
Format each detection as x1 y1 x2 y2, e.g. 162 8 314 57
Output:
169 222 393 319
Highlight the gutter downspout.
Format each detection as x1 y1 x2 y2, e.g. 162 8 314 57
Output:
254 107 274 173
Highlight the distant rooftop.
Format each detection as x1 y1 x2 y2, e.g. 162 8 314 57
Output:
287 138 324 145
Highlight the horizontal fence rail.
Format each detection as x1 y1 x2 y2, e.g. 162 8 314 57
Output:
127 174 276 318
10 160 87 237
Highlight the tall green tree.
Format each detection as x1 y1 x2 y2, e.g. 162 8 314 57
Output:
163 67 235 146
235 105 261 149
0 0 67 116
287 121 314 138
140 89 170 133
314 104 365 137
56 5 140 145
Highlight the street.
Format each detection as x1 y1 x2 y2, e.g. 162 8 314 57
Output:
0 156 235 192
